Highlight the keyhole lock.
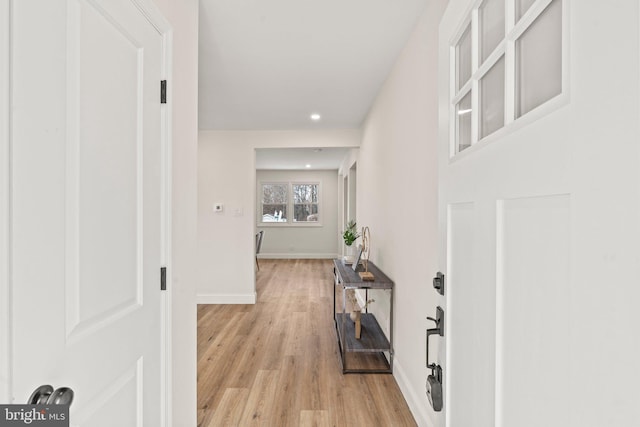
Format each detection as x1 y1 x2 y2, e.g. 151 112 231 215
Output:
426 364 443 412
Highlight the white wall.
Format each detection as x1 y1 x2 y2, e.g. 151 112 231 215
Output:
256 169 339 259
355 1 448 425
151 1 199 425
198 130 360 304
0 0 10 405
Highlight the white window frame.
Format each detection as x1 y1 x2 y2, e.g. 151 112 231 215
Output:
260 182 289 224
449 0 569 158
291 182 321 224
258 181 323 227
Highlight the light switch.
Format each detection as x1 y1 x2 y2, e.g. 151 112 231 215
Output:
213 203 223 213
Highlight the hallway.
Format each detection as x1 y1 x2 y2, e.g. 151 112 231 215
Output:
197 259 416 426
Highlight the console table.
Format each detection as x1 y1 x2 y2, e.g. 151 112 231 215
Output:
332 259 394 374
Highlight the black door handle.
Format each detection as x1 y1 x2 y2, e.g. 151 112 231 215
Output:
426 306 444 368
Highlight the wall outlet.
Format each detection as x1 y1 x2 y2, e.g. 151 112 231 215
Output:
214 203 223 213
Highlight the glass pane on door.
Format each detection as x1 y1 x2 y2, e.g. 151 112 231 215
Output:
516 0 537 22
456 91 473 153
456 25 472 91
480 56 505 139
515 0 562 118
479 0 505 63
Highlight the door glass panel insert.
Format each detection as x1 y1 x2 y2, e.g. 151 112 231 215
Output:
515 0 562 118
480 55 505 139
456 91 472 153
449 0 564 157
456 25 472 91
515 0 537 22
479 0 505 63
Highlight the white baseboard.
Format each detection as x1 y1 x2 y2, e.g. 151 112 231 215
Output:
394 358 432 427
258 253 340 259
196 293 257 304
258 253 339 259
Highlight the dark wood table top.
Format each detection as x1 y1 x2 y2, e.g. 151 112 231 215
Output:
333 259 394 290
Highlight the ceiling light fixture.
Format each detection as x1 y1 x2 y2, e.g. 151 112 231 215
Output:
310 113 321 121
305 164 311 168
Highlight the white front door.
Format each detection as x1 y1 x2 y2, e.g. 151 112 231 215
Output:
438 1 640 427
6 0 168 425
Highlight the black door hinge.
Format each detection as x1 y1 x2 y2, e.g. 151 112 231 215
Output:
160 80 167 104
160 267 167 291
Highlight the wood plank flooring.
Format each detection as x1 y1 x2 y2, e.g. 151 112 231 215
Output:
197 259 417 427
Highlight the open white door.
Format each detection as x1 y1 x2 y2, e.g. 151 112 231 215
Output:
439 1 640 427
6 0 169 425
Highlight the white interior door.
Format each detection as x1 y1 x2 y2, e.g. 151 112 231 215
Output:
8 0 167 425
438 1 640 427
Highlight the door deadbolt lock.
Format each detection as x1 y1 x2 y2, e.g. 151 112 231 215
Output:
433 272 445 295
426 365 443 412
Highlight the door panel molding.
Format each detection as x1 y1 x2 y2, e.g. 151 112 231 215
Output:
73 357 144 426
495 194 570 427
65 0 145 342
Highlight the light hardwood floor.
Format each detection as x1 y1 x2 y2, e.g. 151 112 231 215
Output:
197 259 417 427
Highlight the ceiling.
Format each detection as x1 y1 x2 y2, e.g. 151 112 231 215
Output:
198 0 428 130
255 147 351 170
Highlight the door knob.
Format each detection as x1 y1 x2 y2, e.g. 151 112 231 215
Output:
46 387 74 405
27 385 74 406
28 385 54 404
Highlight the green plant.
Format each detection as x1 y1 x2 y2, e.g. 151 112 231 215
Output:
342 220 360 246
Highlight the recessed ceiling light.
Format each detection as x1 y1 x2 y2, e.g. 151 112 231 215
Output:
305 164 311 168
310 113 321 121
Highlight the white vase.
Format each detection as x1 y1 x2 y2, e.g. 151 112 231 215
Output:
343 244 356 264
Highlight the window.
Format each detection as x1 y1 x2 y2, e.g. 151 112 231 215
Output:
451 0 563 155
260 182 321 225
292 184 319 222
261 183 288 222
